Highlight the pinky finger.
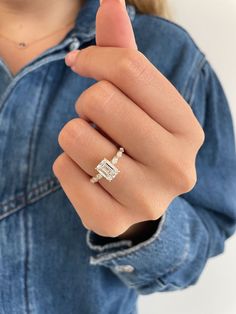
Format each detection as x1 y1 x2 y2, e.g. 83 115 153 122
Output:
52 152 128 237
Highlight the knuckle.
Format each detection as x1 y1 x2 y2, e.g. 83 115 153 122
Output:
58 118 78 144
187 121 206 149
58 118 87 146
52 152 68 177
119 50 153 82
76 80 115 117
167 150 197 194
198 127 205 147
75 98 82 115
81 219 92 231
143 202 160 221
93 81 117 114
183 168 197 192
146 209 159 221
96 79 115 94
102 222 128 238
178 166 197 193
75 88 95 115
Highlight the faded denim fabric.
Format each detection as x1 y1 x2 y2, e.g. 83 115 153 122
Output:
0 0 236 313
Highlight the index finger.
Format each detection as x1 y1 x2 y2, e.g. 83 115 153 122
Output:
67 46 195 134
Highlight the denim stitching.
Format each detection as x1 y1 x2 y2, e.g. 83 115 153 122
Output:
88 211 167 263
86 230 133 252
188 57 207 106
26 65 50 189
0 59 13 79
92 232 190 269
0 52 67 113
181 52 202 101
27 178 61 202
23 197 30 314
0 177 61 220
89 209 191 280
182 53 206 106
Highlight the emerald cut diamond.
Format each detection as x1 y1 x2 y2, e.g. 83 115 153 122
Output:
96 158 120 182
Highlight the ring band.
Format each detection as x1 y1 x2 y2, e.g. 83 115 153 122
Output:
90 147 125 183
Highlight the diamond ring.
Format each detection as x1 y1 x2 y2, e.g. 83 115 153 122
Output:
90 147 125 183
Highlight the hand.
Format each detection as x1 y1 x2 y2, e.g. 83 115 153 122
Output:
52 0 205 238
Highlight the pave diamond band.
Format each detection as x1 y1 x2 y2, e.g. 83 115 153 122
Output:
90 147 125 183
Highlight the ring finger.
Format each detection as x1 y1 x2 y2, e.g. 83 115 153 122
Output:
58 117 152 221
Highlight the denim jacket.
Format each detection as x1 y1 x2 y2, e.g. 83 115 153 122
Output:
0 0 236 313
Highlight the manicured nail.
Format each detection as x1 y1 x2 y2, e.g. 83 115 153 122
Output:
65 50 80 67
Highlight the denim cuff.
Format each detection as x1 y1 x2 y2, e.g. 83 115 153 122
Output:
86 196 190 293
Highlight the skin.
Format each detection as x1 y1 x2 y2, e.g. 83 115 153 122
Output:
0 0 81 33
53 0 205 239
0 0 81 75
0 0 205 241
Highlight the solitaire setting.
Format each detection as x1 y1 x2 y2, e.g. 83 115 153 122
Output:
90 147 124 183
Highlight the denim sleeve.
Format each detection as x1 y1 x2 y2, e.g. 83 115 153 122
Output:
85 59 236 295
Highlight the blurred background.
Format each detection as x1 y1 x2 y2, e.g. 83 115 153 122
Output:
138 0 236 313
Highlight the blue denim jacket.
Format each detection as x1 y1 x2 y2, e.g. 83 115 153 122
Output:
1 0 236 313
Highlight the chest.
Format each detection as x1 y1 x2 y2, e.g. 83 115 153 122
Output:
0 28 73 76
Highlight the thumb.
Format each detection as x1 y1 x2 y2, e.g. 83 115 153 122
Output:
96 0 138 50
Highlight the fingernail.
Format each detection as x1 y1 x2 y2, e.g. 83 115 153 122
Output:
100 0 125 7
65 50 80 67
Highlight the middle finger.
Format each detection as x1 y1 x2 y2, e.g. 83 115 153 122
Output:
75 79 174 167
69 46 197 135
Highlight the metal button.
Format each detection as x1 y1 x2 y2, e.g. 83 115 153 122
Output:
69 37 80 51
114 265 134 273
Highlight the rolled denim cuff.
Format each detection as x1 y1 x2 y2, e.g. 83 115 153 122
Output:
86 196 190 293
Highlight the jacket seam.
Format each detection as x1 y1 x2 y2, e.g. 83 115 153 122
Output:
89 209 191 281
25 65 50 189
0 53 67 113
182 54 207 104
0 176 61 221
189 57 208 106
23 196 30 314
88 212 167 263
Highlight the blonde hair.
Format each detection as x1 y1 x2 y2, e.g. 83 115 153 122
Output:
126 0 171 19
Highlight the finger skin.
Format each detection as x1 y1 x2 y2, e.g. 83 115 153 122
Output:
75 80 173 167
57 117 154 220
56 0 203 237
52 152 130 237
69 46 199 135
96 0 138 49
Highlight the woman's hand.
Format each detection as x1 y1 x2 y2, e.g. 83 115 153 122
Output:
52 0 205 238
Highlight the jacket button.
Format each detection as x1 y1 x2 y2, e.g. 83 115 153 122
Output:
69 38 80 51
114 265 134 273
